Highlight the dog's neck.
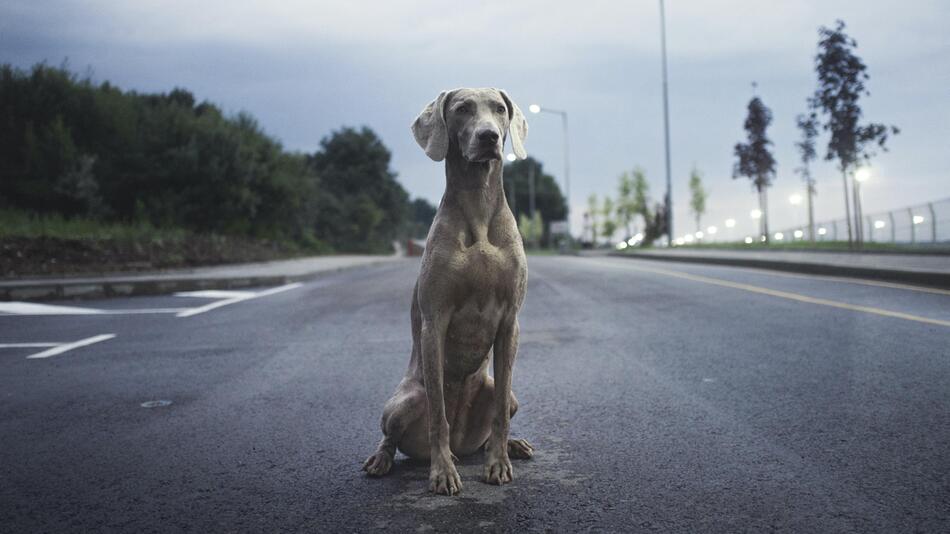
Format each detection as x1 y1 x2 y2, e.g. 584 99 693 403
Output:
442 144 507 243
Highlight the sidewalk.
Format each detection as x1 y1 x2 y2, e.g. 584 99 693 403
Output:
0 255 403 301
612 248 950 289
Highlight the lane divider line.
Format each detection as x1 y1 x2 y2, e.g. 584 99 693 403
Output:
175 282 302 318
596 259 950 328
682 262 950 297
24 334 116 359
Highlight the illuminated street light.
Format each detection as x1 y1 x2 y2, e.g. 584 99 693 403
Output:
528 103 571 237
744 236 753 244
684 234 695 243
774 232 785 241
874 220 886 229
855 168 871 183
913 215 925 225
724 218 736 228
818 227 827 236
794 229 804 239
706 226 717 235
789 194 802 205
616 241 628 250
506 153 517 162
674 238 685 246
695 231 704 239
750 209 762 219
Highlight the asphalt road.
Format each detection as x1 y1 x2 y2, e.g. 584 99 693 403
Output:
1 256 948 532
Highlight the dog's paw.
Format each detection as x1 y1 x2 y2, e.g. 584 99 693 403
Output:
362 451 393 476
508 438 534 460
483 454 513 485
429 457 462 496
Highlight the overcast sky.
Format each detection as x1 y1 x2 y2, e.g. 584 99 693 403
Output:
3 0 948 239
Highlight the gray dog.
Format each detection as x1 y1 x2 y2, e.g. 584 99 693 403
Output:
363 88 533 496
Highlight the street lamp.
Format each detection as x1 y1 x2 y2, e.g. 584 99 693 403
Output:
528 104 571 238
789 194 802 205
506 153 517 162
750 209 762 219
659 0 673 247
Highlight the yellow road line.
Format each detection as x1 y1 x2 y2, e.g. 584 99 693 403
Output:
700 263 950 297
596 259 950 328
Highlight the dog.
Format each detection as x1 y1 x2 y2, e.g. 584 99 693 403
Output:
362 88 533 496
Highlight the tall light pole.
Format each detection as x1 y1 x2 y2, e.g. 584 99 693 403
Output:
659 0 673 246
528 104 570 239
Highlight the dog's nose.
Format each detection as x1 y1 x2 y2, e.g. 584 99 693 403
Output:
476 129 500 144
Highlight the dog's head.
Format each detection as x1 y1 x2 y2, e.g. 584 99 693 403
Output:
412 88 527 163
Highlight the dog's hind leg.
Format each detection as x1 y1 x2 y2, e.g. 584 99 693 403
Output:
363 379 428 476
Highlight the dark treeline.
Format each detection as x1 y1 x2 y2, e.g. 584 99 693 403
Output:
0 63 434 253
502 157 568 247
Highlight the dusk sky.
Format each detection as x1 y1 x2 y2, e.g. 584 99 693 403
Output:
3 0 947 239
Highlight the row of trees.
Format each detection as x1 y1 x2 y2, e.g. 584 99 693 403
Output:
0 62 436 252
733 20 898 245
501 157 568 248
584 167 669 246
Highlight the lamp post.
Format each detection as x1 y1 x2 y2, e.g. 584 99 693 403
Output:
659 0 673 246
528 104 570 239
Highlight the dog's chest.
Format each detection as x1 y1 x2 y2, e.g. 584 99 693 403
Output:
450 241 525 305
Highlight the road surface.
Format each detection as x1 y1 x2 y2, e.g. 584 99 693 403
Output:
2 256 948 532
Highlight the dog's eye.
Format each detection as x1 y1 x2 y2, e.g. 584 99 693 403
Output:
456 105 469 114
496 105 506 114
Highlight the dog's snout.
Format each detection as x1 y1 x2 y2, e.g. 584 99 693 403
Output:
476 129 500 144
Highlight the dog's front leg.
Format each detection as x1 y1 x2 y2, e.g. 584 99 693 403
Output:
484 315 518 485
420 318 462 495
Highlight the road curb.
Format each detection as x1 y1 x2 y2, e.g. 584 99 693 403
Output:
0 258 399 302
610 252 950 290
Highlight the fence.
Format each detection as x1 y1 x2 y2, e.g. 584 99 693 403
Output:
771 197 950 245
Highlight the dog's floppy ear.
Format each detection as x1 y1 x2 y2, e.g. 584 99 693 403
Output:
411 90 454 162
499 89 528 160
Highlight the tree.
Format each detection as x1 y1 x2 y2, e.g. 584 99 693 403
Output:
586 193 599 245
688 167 707 233
795 113 819 241
631 168 651 225
307 127 409 252
616 172 635 240
518 212 542 247
406 197 437 239
808 20 899 246
643 202 667 246
502 157 567 247
600 196 617 243
733 95 776 243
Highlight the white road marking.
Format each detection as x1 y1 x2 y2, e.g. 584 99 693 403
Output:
0 304 188 316
174 289 256 299
0 283 303 318
175 283 302 317
0 302 104 315
24 334 116 359
0 342 59 348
